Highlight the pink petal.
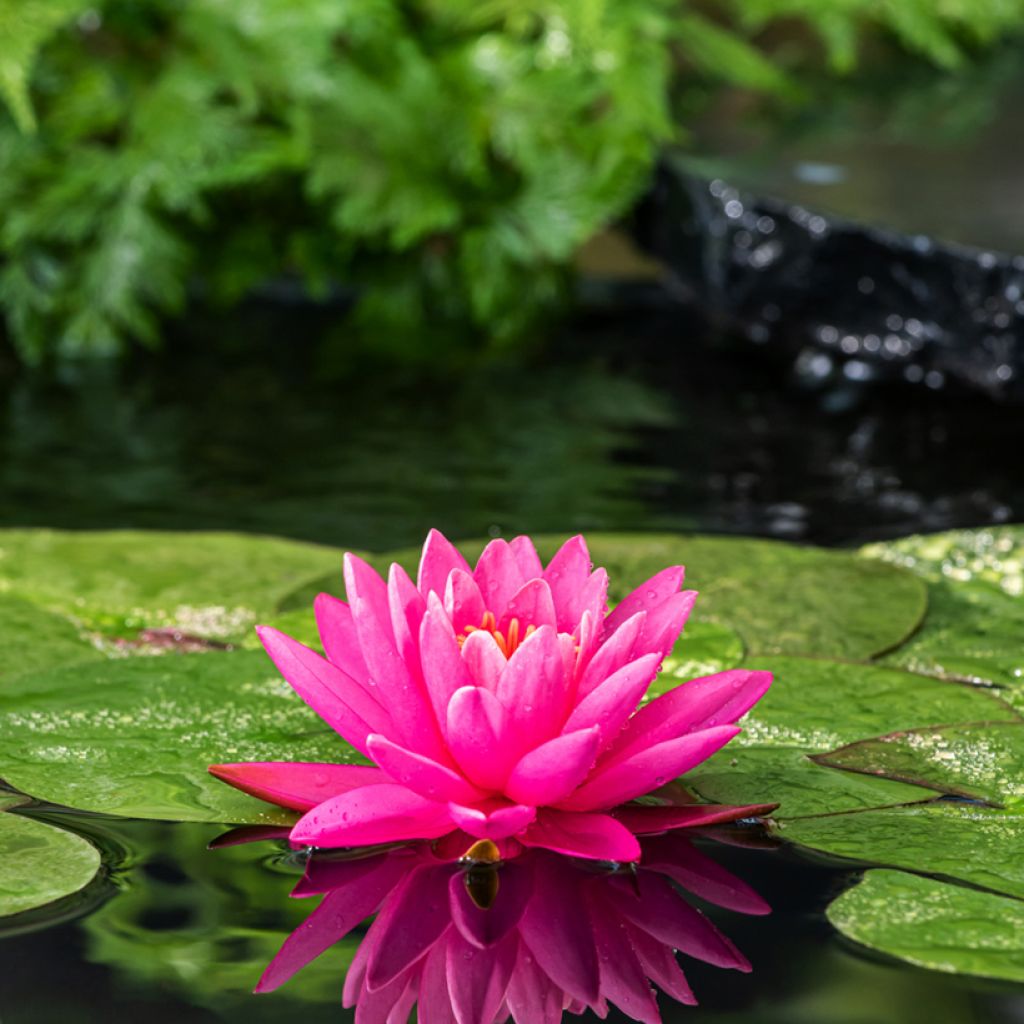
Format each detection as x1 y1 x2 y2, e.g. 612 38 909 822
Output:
588 895 661 1024
563 653 661 746
460 630 506 691
556 725 740 811
520 808 641 861
444 569 486 634
496 625 567 755
518 853 600 1003
576 611 646 699
255 863 402 993
497 578 557 635
576 568 609 634
314 593 370 684
448 800 536 840
446 685 515 790
504 727 600 806
506 942 564 1024
388 563 426 677
208 762 385 813
292 849 408 897
612 802 777 835
446 929 518 1024
603 565 685 636
605 669 772 765
509 535 544 579
626 922 697 1006
543 535 592 632
474 539 526 615
418 529 471 599
290 784 452 847
357 974 416 1024
365 865 453 990
449 859 534 949
641 833 771 915
419 594 473 730
256 625 390 756
345 553 446 760
419 941 457 1024
367 734 483 804
606 872 750 971
637 589 698 659
343 938 371 1007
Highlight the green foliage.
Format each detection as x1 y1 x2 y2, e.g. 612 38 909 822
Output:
0 1 1022 362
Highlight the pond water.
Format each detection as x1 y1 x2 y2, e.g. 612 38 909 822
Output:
1 299 1022 1022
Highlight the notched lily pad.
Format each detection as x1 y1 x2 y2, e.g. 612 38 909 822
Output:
0 529 348 644
829 870 1024 983
0 812 101 918
0 652 362 824
815 721 1024 808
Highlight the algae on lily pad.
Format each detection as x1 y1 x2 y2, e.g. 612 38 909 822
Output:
0 651 361 824
0 529 348 644
0 811 101 918
829 870 1024 983
862 526 1024 692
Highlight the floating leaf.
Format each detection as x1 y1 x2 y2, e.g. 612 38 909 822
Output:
816 721 1024 808
863 527 1024 692
0 811 100 917
366 532 928 660
659 619 745 681
828 870 1024 983
0 594 102 680
0 529 347 644
780 804 1024 900
0 652 360 824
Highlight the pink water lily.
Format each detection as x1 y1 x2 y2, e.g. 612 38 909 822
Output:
210 531 773 861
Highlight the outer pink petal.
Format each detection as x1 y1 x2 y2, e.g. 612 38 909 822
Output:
496 625 567 754
636 589 698 659
612 802 777 835
446 685 514 790
367 734 483 804
290 784 452 847
605 669 772 765
314 593 370 685
576 568 609 635
474 539 525 615
459 630 506 691
563 652 661 746
509 535 544 579
343 938 372 1008
506 940 564 1024
418 529 471 599
504 727 600 806
603 565 685 636
345 553 446 760
497 577 557 634
208 762 385 812
543 535 591 632
292 849 407 897
255 862 402 993
419 941 457 1024
556 725 740 811
626 922 697 1006
576 611 646 699
588 895 661 1024
446 929 518 1024
447 801 536 840
256 625 390 755
444 569 486 634
519 808 641 862
388 563 426 678
517 854 600 1003
419 594 473 730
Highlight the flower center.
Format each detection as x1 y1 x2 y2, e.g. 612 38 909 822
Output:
458 610 536 658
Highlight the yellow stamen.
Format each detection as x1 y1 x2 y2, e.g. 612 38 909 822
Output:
457 613 536 658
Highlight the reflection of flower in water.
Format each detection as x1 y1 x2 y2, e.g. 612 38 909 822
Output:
257 834 768 1023
211 531 774 861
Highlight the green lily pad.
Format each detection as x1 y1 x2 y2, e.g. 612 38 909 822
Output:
0 594 102 679
0 529 347 644
685 656 1016 817
780 804 1024 900
659 619 745 681
828 870 1024 983
0 651 362 824
0 812 101 918
816 721 1024 808
364 533 928 660
863 527 1024 691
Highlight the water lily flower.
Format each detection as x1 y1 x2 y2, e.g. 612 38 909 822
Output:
255 835 768 1023
210 531 773 861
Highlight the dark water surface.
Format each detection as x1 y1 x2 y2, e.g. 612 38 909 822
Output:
2 305 1023 1021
